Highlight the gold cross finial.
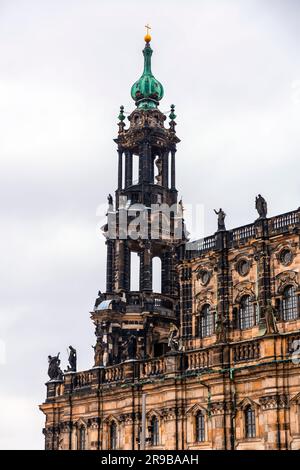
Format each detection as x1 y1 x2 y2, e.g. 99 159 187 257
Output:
144 24 152 43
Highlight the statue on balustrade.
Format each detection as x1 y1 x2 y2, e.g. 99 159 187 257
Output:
92 341 102 367
264 300 278 334
47 353 63 381
255 194 268 219
65 345 77 372
214 208 226 231
168 323 180 352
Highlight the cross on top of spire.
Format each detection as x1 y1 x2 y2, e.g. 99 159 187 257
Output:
144 23 152 43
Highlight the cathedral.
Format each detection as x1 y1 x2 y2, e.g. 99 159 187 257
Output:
40 31 300 451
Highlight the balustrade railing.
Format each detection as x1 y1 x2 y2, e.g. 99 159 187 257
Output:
72 370 94 389
140 357 166 378
232 341 260 363
186 349 210 370
269 210 299 234
231 223 255 243
103 364 124 383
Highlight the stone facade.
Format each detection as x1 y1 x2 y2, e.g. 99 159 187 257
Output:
40 37 300 450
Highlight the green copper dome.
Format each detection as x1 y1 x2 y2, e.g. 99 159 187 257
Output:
131 42 164 110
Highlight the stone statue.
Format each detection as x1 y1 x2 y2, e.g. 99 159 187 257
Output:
168 323 180 352
107 193 113 207
255 194 267 219
155 158 162 185
92 340 104 367
120 335 138 361
178 198 184 215
102 346 109 367
264 300 278 334
214 208 226 231
65 345 77 372
128 335 137 360
215 316 224 343
47 353 63 381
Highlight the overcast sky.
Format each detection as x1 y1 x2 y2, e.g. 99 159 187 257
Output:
0 0 299 449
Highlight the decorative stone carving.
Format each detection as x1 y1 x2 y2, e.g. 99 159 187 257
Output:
210 401 226 415
186 403 208 417
197 268 212 286
259 394 289 410
276 271 298 294
233 281 256 303
195 289 214 309
236 258 251 277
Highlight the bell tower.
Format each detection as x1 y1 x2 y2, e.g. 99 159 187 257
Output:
91 31 185 365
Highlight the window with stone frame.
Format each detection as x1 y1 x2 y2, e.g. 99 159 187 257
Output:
282 285 299 321
239 295 255 330
109 421 117 450
150 416 159 446
195 411 205 442
244 406 256 438
196 304 215 338
77 426 86 450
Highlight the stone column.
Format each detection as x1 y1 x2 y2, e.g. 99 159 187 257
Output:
210 402 226 449
171 149 176 190
139 242 152 292
106 240 114 293
255 218 271 322
125 150 133 188
118 149 123 190
215 230 230 344
162 149 169 188
259 394 289 450
180 265 192 339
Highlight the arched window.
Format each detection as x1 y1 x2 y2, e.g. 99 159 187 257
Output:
130 252 140 291
150 416 159 446
197 304 214 338
282 285 298 321
77 426 86 450
245 406 256 438
195 411 205 442
152 256 162 293
109 421 117 450
239 295 254 330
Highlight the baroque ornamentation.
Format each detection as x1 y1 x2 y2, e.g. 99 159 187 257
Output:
233 281 256 303
276 271 298 294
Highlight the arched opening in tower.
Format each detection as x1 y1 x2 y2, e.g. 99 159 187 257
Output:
132 154 139 185
152 256 162 293
130 251 140 291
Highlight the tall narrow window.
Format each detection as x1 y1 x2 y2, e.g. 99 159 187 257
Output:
196 411 205 442
152 256 162 293
109 421 117 450
150 416 159 446
130 252 140 291
199 304 214 338
78 426 86 450
239 295 254 329
245 406 256 438
132 154 139 185
282 285 298 321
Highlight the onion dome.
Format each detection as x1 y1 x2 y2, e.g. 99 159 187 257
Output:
131 34 164 110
